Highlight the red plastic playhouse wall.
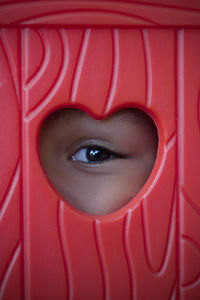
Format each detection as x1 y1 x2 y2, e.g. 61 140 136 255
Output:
0 1 200 299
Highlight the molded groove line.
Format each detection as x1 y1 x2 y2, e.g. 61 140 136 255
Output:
169 280 177 300
15 10 159 26
18 28 25 300
0 161 20 221
123 209 134 300
23 28 30 114
0 29 20 106
182 274 200 289
141 29 152 107
93 220 108 300
181 235 200 288
2 1 200 15
176 29 185 300
25 29 50 89
57 200 73 300
26 29 69 121
166 132 176 147
141 182 176 275
182 235 200 255
198 92 200 132
144 134 175 197
182 187 200 216
182 273 200 290
103 28 119 114
0 241 21 298
21 28 30 300
70 28 91 103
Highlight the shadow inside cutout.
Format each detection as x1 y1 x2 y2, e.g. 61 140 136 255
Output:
38 108 158 215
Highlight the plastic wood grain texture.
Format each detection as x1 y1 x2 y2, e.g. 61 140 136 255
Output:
0 1 200 300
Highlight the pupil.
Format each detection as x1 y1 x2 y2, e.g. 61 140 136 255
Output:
87 148 109 162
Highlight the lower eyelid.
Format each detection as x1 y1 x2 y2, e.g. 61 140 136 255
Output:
71 161 115 175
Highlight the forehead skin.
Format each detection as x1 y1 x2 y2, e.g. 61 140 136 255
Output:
39 108 158 215
39 108 158 156
40 108 157 131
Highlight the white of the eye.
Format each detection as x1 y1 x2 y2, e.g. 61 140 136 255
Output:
72 148 88 162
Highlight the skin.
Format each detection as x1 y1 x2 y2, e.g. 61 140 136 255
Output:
39 108 158 215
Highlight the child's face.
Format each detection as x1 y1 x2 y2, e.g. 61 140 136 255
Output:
39 109 158 215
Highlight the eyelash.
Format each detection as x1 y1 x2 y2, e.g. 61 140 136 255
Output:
70 144 124 164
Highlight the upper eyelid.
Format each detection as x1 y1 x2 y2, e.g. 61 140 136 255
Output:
76 144 123 156
67 139 108 156
77 144 114 154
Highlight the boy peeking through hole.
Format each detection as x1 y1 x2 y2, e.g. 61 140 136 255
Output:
39 108 158 215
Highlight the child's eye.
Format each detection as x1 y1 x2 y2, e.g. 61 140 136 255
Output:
71 145 121 164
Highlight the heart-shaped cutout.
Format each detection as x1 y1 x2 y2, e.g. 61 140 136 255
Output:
38 108 158 215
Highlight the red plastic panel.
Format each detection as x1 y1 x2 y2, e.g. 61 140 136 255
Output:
0 1 200 26
0 28 21 300
0 2 200 300
0 26 200 300
180 30 200 299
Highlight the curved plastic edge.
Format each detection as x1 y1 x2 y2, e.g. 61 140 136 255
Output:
0 1 200 27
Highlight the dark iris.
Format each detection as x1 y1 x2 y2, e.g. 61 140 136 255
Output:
86 147 111 162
